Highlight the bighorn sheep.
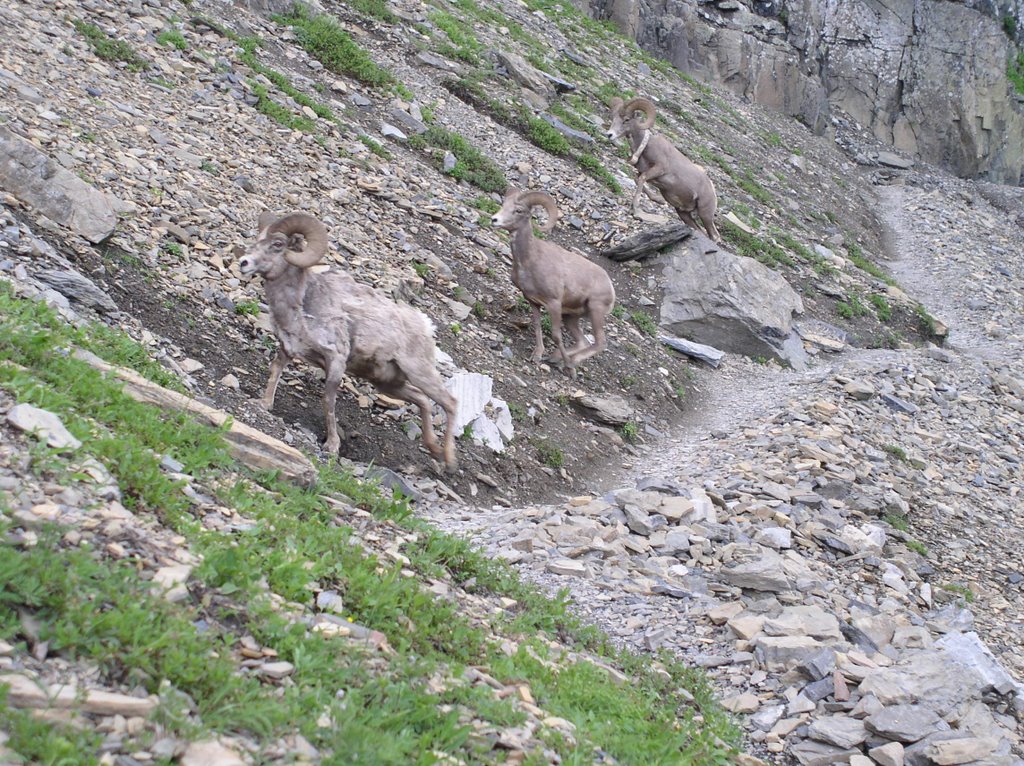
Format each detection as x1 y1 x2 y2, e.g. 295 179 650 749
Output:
606 96 721 242
238 212 458 470
491 189 616 373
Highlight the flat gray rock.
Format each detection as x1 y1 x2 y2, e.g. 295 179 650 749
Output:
0 125 119 243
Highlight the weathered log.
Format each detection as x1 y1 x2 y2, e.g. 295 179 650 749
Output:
73 350 318 487
601 223 692 262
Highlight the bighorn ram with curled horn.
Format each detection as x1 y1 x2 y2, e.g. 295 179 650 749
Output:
237 212 459 469
607 96 721 242
491 189 616 374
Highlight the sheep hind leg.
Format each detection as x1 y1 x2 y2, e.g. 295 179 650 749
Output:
545 300 575 377
564 315 588 355
257 346 290 410
321 361 347 454
698 201 721 242
388 380 458 470
569 308 608 365
675 207 701 232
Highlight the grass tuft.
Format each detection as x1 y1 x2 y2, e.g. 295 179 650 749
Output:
277 5 393 87
73 19 147 71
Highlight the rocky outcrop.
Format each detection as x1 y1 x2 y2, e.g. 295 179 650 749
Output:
0 125 121 242
590 0 1024 185
657 234 807 369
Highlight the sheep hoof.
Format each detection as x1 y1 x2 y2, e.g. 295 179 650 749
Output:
251 397 271 411
323 437 341 453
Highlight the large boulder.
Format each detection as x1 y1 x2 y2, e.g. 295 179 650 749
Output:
0 126 119 243
657 235 807 369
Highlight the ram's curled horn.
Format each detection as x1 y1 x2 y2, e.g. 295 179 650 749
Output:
518 191 559 234
623 97 656 129
609 96 624 116
269 213 329 268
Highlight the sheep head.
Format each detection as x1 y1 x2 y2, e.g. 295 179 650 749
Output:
606 96 656 140
239 213 329 277
491 188 558 234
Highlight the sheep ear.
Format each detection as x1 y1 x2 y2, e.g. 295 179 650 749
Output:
258 211 279 232
286 232 307 252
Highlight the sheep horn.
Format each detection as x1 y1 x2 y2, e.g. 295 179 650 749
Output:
623 97 656 129
518 191 558 234
609 96 624 116
268 213 329 268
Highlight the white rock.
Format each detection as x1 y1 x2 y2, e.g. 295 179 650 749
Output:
7 403 82 450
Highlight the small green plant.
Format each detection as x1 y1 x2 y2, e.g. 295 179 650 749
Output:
160 240 184 257
883 444 908 462
630 311 658 337
621 421 639 443
610 305 625 319
883 513 910 532
471 195 499 214
939 583 975 603
619 374 637 388
200 160 220 175
1003 14 1017 37
576 153 621 193
507 401 526 421
915 303 937 336
535 439 565 468
906 539 929 556
430 10 483 64
870 294 892 322
393 82 414 100
358 134 391 159
450 322 462 335
763 131 782 147
472 301 486 319
526 116 571 156
157 29 188 50
249 81 317 132
73 20 147 71
351 0 397 22
720 221 793 269
836 294 870 320
1010 50 1024 95
846 242 896 285
461 423 474 439
234 300 261 317
411 261 430 278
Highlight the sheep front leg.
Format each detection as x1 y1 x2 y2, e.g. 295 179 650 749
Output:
545 301 574 375
257 346 291 410
631 164 666 211
529 302 546 363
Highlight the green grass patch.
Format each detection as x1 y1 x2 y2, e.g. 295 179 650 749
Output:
157 28 188 50
720 221 794 269
0 687 103 766
534 439 565 468
939 583 975 603
0 281 740 764
430 10 483 65
846 242 896 285
73 19 147 71
237 38 336 123
870 293 893 322
358 134 392 159
350 0 397 22
630 310 658 337
1009 50 1024 94
410 126 506 193
836 293 871 320
249 81 318 132
276 6 393 87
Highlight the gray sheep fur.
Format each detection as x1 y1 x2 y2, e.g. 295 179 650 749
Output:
491 189 616 374
238 212 458 469
606 96 721 242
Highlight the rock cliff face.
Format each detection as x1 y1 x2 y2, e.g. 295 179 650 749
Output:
591 0 1024 185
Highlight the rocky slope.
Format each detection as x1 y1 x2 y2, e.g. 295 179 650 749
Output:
1 0 1023 763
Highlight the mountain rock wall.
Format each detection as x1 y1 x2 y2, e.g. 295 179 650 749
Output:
591 0 1024 184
